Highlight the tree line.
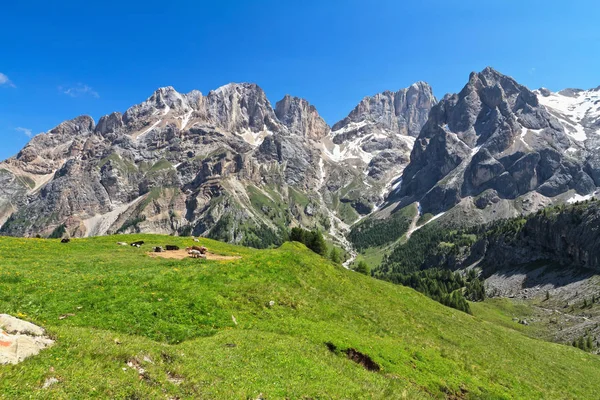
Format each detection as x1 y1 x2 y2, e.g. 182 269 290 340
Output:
379 267 485 314
289 227 344 265
348 211 412 251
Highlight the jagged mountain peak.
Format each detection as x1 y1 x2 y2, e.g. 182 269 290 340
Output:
475 65 502 77
461 67 539 111
537 87 553 97
396 67 595 217
122 86 192 126
106 82 285 141
48 115 96 136
96 112 123 136
429 67 552 149
16 114 97 158
274 94 329 140
466 66 518 86
204 82 283 139
209 82 263 97
153 85 178 95
331 82 436 137
276 93 314 108
146 86 188 107
186 89 203 104
409 80 433 92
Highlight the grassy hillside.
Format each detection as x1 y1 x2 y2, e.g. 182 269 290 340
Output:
1 235 600 399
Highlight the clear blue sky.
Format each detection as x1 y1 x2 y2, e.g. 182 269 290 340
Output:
1 0 599 161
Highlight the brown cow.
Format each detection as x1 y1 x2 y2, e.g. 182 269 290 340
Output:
186 245 207 254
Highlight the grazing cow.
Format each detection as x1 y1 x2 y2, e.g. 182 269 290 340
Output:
165 245 180 251
117 242 128 246
61 238 70 243
131 241 144 247
188 249 202 258
186 245 207 254
153 246 164 252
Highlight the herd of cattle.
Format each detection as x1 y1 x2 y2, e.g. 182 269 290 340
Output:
120 240 208 258
59 237 208 259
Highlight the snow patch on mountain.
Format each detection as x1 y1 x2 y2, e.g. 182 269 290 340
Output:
537 88 600 141
567 193 594 204
239 129 273 146
134 120 162 140
321 134 373 163
179 111 193 130
331 120 369 136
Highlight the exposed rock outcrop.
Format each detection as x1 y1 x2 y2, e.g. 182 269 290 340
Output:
0 314 54 365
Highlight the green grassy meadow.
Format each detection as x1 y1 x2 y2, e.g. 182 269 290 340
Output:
1 235 600 399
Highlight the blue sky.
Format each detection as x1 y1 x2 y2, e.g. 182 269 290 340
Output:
1 0 599 161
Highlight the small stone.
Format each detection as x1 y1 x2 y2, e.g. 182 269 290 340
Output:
142 355 154 364
42 377 59 389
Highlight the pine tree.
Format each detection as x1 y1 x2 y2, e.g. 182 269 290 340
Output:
290 227 305 243
577 336 585 350
288 227 327 257
307 230 327 256
329 247 342 264
354 261 369 275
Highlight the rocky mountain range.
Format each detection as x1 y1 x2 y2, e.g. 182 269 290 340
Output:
0 78 435 249
1 67 599 254
380 67 600 228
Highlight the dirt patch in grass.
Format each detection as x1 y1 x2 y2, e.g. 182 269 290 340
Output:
325 342 381 372
147 250 241 261
345 348 381 372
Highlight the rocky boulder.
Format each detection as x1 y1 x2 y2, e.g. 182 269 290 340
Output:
0 314 54 365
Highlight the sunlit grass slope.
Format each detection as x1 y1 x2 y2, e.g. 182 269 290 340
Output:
0 235 599 399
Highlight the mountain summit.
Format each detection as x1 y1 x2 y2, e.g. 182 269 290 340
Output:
387 67 597 223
